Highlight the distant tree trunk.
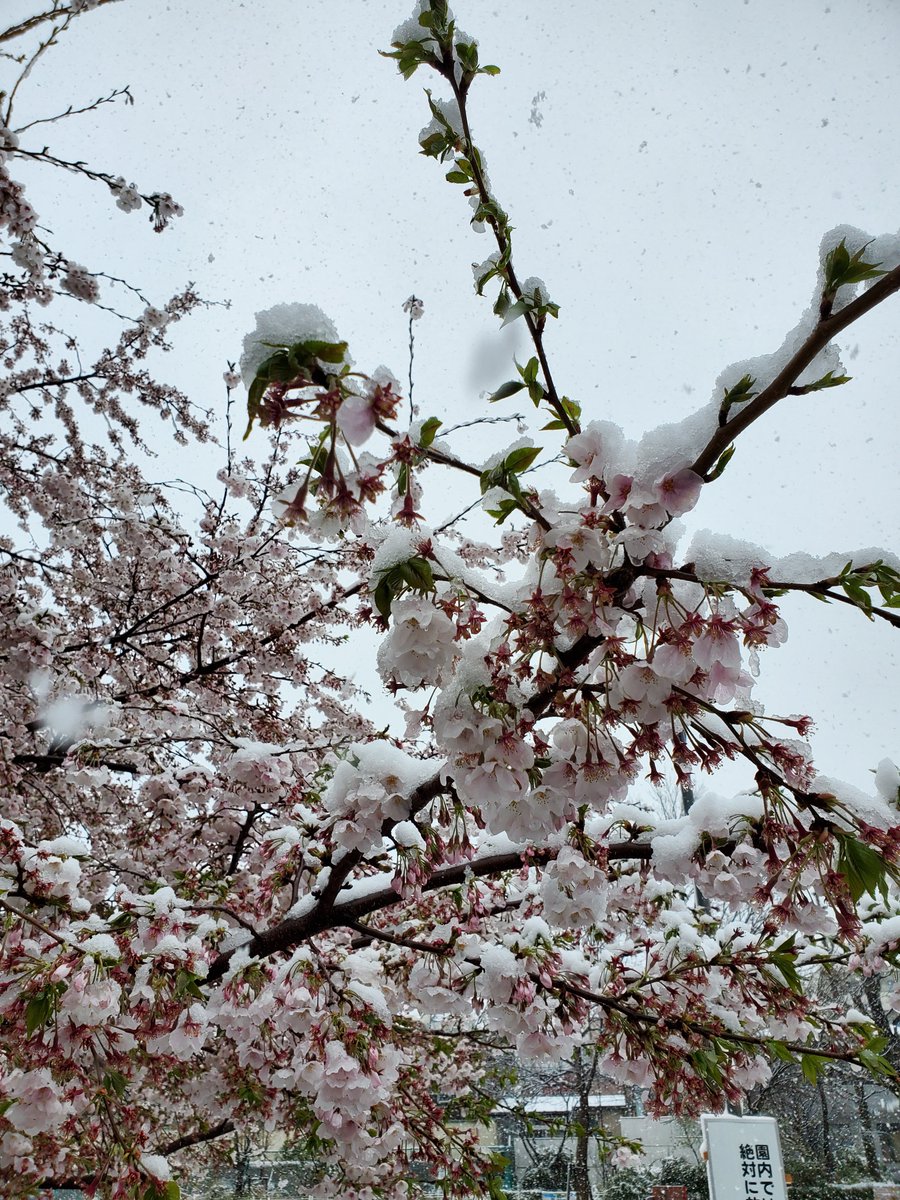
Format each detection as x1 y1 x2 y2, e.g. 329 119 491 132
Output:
233 1132 254 1197
817 1077 835 1178
854 1076 882 1180
863 975 900 1097
571 1044 594 1200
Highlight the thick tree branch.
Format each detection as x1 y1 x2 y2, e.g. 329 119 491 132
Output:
205 837 653 984
691 263 900 479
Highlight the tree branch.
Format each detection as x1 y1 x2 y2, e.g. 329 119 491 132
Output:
691 263 900 480
0 1 121 45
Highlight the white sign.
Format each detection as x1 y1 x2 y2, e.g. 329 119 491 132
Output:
701 1114 788 1200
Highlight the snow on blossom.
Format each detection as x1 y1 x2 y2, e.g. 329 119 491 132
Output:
376 594 456 688
875 759 900 806
688 530 900 588
323 742 434 854
610 1145 643 1168
651 791 765 880
810 773 898 831
368 526 419 580
58 972 122 1028
4 1069 73 1135
564 421 624 484
392 820 425 849
225 740 293 790
240 301 342 386
139 1154 172 1182
20 840 84 902
541 846 608 928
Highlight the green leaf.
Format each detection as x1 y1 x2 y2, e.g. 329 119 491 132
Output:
769 951 802 995
297 338 348 364
706 443 735 481
824 238 887 295
836 832 889 902
25 994 51 1037
419 416 442 448
399 558 435 591
769 1040 795 1065
504 446 540 474
690 1048 723 1086
858 1048 897 1079
373 556 436 623
487 380 526 404
480 465 505 495
141 1183 180 1200
174 969 205 1001
518 357 539 385
486 498 520 525
500 298 529 328
455 40 479 73
445 169 469 184
24 981 66 1037
799 370 852 392
480 64 501 75
718 373 757 426
244 375 267 439
800 1053 827 1086
103 1069 129 1097
374 578 394 623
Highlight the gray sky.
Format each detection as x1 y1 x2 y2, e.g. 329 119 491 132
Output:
10 0 899 793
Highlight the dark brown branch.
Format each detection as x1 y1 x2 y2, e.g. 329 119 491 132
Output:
0 1 121 45
13 751 138 775
555 978 872 1068
227 804 261 875
691 262 900 479
764 577 900 630
638 561 900 629
444 62 576 440
161 1118 236 1157
205 837 652 984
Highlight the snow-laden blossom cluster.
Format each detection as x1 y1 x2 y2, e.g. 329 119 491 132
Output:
3 2 900 1199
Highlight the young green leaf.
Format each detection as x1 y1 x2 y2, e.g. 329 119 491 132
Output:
797 370 852 393
718 374 757 426
500 298 529 328
419 416 442 447
800 1053 827 1086
705 443 735 481
487 380 526 404
823 238 887 295
503 446 541 474
836 832 889 902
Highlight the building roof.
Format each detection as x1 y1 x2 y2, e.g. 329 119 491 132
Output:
495 1094 626 1115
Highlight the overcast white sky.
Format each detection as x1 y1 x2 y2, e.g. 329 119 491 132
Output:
9 0 899 794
